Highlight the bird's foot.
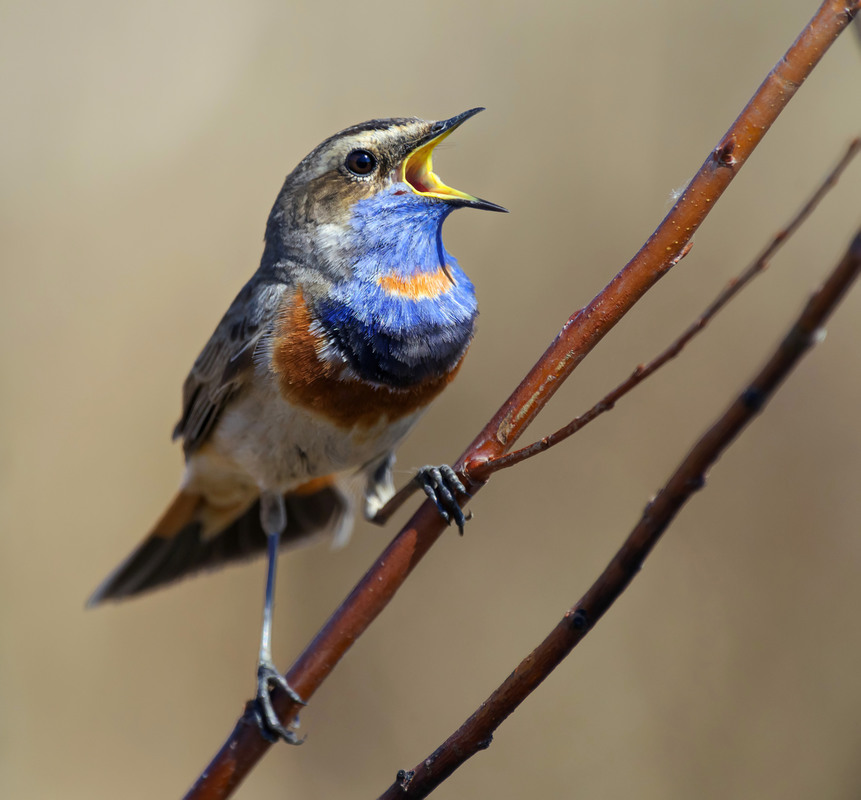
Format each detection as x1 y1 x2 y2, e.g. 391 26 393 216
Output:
253 660 306 745
415 464 471 534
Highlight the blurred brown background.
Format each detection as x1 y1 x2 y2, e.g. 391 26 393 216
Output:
2 2 861 798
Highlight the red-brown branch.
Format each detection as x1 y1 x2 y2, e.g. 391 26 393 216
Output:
484 137 861 475
378 227 861 799
183 3 859 797
464 0 860 480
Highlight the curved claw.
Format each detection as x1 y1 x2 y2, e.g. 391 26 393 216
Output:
255 662 306 745
415 464 470 534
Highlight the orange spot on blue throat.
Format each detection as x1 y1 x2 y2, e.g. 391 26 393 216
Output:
377 266 452 300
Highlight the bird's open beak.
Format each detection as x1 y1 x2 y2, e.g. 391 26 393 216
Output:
401 108 507 213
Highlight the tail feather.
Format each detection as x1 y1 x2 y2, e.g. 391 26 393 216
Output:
88 482 351 606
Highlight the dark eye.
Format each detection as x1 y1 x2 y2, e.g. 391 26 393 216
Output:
345 149 377 176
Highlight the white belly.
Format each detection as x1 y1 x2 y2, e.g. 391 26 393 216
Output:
184 378 421 497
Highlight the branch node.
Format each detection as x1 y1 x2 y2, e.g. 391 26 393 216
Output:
569 608 589 631
713 135 738 169
670 240 695 267
396 769 415 789
461 455 489 484
740 386 766 412
685 474 706 493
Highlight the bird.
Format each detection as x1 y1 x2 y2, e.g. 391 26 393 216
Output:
87 107 505 743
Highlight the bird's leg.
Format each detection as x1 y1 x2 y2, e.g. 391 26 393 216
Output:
253 491 306 745
415 465 471 534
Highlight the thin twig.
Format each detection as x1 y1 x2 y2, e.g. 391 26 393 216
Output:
378 227 861 799
183 3 859 798
371 474 421 526
484 137 861 475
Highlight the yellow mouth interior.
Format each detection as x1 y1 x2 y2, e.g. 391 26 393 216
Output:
401 129 479 203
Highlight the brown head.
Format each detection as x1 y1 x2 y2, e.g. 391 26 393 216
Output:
262 108 505 274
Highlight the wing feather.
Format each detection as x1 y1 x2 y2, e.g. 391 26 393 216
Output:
173 275 290 454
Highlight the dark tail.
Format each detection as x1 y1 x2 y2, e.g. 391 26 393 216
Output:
87 482 351 606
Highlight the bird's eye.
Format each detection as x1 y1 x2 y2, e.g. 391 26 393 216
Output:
345 149 377 176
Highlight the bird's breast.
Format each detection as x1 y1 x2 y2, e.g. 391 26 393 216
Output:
271 289 467 431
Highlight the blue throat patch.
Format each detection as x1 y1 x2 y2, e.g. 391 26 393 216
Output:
315 186 478 388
